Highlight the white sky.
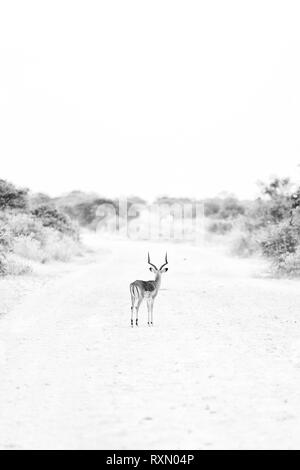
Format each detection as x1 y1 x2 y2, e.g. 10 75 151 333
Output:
1 0 300 200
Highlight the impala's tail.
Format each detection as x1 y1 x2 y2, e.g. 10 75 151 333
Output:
130 283 136 306
130 283 134 304
130 283 140 303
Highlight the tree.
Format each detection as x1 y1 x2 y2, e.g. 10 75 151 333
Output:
258 177 293 224
0 179 28 210
29 192 52 208
259 177 291 199
32 205 77 237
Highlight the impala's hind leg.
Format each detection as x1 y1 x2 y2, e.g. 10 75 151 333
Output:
130 285 135 327
131 306 134 327
135 297 142 327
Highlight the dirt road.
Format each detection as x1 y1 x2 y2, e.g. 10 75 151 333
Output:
1 236 300 449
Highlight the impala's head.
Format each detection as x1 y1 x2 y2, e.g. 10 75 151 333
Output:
147 252 168 275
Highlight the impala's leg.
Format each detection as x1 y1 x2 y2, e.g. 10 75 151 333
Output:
131 305 134 327
150 299 154 326
130 285 134 327
147 299 151 326
135 297 142 327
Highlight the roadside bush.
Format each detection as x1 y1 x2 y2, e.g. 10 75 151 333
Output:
260 221 299 260
31 205 78 238
204 198 221 217
42 229 84 261
219 197 245 219
70 199 118 228
207 220 233 235
279 247 300 276
12 227 84 264
258 178 293 224
229 230 260 257
13 235 47 263
0 181 86 276
0 253 8 275
29 192 52 209
0 223 12 250
205 177 300 276
5 255 32 275
54 192 119 229
0 179 28 210
0 206 83 274
204 197 245 219
2 211 44 240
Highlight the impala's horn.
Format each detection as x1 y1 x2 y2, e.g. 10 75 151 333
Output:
159 252 168 270
148 252 158 270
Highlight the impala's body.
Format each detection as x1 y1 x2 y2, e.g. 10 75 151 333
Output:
130 253 168 327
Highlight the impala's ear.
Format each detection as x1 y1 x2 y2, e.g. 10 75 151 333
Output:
149 267 156 273
160 267 168 273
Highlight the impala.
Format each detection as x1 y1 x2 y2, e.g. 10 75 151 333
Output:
130 253 169 327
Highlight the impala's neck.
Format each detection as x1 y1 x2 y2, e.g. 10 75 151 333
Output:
154 271 162 290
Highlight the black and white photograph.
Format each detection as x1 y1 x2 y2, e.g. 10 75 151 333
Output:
1 0 300 452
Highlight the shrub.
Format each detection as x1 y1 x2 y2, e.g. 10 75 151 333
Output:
0 253 8 275
69 199 118 228
2 211 44 240
29 192 52 209
229 230 260 257
5 255 32 275
54 192 119 229
13 235 47 263
203 177 300 276
219 197 245 219
0 223 12 250
0 179 28 210
207 220 233 235
279 247 300 276
42 229 84 261
0 182 86 276
204 197 245 219
258 178 293 224
13 228 84 264
31 205 78 238
204 199 221 217
260 221 299 260
258 220 300 275
0 206 83 271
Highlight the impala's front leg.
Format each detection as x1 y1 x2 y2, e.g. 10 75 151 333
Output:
147 300 151 326
150 299 154 326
